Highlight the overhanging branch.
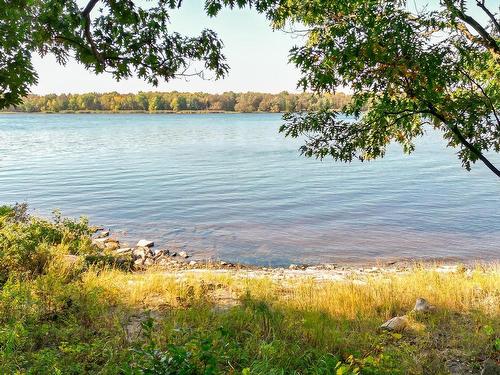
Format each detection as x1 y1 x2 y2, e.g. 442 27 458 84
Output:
427 103 500 178
82 0 103 64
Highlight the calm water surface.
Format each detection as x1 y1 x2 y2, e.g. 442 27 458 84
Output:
0 113 498 265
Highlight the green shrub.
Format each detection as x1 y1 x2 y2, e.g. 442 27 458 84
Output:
0 204 96 285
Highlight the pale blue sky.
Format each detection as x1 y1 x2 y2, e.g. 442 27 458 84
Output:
31 1 301 94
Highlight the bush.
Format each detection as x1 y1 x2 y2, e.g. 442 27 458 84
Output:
0 204 96 285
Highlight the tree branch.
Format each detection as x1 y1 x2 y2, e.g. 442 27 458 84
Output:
444 0 500 56
427 103 500 177
476 0 500 34
81 0 103 63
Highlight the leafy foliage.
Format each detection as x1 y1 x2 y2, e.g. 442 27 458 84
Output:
0 204 95 285
207 0 500 175
0 0 229 108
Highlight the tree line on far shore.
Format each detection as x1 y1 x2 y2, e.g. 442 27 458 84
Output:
3 91 352 113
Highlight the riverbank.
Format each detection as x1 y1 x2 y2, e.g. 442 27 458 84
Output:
1 205 499 374
0 109 248 114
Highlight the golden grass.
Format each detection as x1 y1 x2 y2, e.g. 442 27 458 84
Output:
81 264 500 320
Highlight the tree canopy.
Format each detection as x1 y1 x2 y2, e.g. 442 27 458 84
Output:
1 0 499 176
206 0 500 176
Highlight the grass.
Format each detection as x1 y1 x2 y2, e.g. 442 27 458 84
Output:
0 204 498 374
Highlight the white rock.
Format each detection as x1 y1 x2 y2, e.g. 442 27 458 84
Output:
136 239 154 248
189 261 197 266
414 298 435 312
178 251 189 258
289 264 298 270
380 316 408 332
132 247 148 259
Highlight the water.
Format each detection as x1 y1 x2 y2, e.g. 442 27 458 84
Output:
0 113 498 265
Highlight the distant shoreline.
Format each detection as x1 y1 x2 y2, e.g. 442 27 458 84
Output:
0 110 286 115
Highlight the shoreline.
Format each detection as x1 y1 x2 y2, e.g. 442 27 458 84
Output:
92 230 498 279
0 110 287 115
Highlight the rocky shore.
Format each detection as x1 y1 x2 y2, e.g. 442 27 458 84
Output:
90 227 485 281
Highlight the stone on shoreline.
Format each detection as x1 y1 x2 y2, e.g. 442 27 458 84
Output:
92 237 119 250
380 316 408 332
144 258 155 266
154 249 169 259
178 251 189 258
105 240 120 251
116 247 133 254
96 230 110 238
136 239 154 248
132 247 152 259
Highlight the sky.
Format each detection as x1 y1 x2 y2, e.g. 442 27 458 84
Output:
31 1 302 95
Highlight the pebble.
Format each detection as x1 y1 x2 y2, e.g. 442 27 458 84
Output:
178 251 189 258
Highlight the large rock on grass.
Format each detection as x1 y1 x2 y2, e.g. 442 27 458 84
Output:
414 297 435 312
380 316 408 332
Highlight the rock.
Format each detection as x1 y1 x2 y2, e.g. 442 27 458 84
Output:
116 247 132 254
481 360 500 375
136 239 154 248
178 251 189 258
96 230 110 238
154 249 169 259
132 247 150 259
220 261 227 266
170 252 177 257
92 237 108 249
289 264 298 270
144 258 155 266
189 260 197 266
92 237 119 250
414 298 435 312
380 316 409 332
105 240 120 251
134 258 144 266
